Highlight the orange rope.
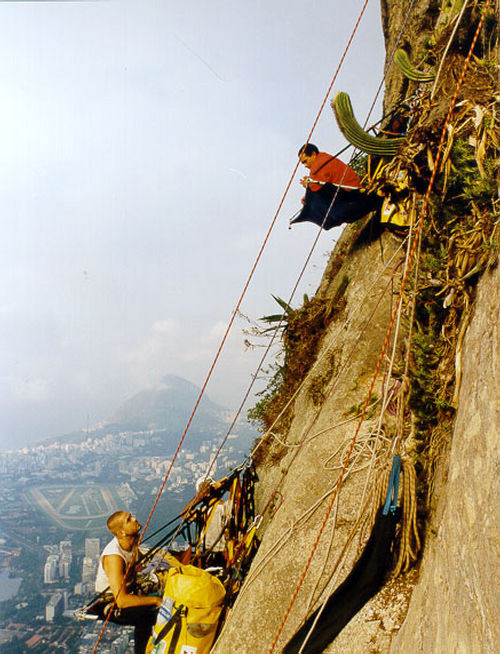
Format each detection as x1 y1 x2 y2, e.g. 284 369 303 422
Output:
258 255 404 519
211 0 417 512
90 4 372 652
132 1 372 549
207 0 373 483
269 3 490 649
129 0 372 559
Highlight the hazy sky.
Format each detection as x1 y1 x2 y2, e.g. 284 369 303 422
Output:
0 0 385 450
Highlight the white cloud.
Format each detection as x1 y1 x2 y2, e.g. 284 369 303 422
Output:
207 321 229 340
74 372 94 395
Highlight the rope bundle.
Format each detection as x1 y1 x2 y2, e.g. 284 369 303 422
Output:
365 457 421 577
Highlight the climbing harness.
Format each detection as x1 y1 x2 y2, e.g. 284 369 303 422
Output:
304 177 360 191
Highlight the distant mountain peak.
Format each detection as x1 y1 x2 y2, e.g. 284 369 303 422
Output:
109 374 225 430
40 374 230 447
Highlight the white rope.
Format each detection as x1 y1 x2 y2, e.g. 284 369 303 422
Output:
251 235 409 459
431 0 471 98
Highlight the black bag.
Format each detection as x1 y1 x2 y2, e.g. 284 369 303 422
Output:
283 507 398 653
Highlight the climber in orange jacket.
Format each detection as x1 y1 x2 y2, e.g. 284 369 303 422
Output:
298 143 361 190
291 143 379 230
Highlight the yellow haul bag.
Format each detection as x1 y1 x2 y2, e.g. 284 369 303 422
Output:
146 556 226 654
379 171 412 230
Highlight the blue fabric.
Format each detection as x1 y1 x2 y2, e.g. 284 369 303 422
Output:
290 185 377 230
383 454 401 516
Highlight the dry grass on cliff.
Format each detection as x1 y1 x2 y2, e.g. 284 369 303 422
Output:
249 280 350 467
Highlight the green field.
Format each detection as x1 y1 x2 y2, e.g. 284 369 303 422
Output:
23 484 122 531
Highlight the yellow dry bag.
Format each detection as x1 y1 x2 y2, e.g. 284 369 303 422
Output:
146 555 226 654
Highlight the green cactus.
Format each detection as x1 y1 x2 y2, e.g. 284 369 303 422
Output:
394 49 435 82
331 92 405 156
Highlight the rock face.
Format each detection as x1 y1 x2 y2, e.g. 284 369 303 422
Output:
380 0 436 112
214 235 498 654
214 227 415 653
392 260 500 654
213 2 499 652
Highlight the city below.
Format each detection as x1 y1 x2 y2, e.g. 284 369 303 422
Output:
0 379 255 653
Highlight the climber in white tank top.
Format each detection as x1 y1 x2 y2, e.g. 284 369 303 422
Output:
95 510 161 654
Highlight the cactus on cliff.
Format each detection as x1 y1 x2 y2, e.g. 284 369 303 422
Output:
394 49 435 82
331 92 405 156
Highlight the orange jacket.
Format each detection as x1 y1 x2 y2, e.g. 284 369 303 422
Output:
307 152 360 191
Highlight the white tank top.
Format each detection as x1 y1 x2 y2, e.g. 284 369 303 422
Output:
95 537 134 593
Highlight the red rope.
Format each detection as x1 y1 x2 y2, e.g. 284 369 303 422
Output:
90 4 372 652
133 0 372 551
122 0 373 558
211 0 415 509
269 3 490 649
258 255 405 520
207 0 372 492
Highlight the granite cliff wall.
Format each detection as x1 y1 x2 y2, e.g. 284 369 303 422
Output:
392 245 499 653
214 2 499 652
